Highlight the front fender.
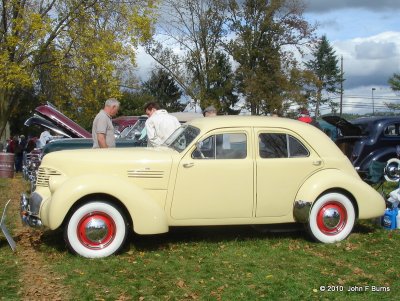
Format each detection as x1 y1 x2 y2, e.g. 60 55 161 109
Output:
47 174 169 234
357 147 397 172
295 169 385 220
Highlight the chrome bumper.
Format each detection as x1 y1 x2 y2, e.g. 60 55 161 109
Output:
1 200 16 251
20 193 43 228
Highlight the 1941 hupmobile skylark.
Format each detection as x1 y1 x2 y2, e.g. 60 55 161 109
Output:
20 116 385 258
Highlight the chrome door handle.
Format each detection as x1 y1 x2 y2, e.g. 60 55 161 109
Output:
313 160 322 166
183 163 194 168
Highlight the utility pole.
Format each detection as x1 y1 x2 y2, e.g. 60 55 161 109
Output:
340 56 343 116
372 87 376 115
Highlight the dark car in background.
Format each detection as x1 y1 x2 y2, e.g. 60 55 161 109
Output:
112 115 139 135
323 115 400 178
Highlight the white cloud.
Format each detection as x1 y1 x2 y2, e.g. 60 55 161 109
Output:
332 32 400 88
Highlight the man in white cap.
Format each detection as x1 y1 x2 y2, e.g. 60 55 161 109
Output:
203 105 217 117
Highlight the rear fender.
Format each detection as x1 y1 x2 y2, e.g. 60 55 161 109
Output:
295 169 385 220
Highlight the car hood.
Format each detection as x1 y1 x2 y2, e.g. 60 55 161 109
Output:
42 137 142 155
34 104 91 138
322 116 362 136
40 147 175 189
24 115 74 138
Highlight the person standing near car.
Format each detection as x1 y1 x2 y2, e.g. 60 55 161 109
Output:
92 98 120 148
203 105 217 117
144 102 180 147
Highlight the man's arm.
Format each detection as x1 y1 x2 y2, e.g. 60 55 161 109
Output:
97 133 108 148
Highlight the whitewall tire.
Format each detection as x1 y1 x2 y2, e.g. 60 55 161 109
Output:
64 201 128 258
307 192 355 243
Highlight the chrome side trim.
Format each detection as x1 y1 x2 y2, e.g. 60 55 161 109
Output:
293 200 312 223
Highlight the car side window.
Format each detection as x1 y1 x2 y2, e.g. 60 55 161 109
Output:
192 133 247 159
259 133 309 158
384 124 399 136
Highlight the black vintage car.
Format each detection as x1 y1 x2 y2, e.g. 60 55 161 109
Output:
323 115 400 178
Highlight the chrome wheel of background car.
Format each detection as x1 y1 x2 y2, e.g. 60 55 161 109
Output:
307 192 355 243
384 158 400 182
64 201 127 258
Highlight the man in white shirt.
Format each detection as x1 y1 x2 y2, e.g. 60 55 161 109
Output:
144 102 180 147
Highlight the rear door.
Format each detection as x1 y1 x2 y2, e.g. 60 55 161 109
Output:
255 128 324 217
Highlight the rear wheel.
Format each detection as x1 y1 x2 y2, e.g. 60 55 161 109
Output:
64 201 128 258
307 192 355 243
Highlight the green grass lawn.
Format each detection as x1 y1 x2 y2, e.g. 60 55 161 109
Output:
1 177 400 300
0 179 21 300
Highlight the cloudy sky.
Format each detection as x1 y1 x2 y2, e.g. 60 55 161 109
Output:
304 0 400 114
136 0 400 115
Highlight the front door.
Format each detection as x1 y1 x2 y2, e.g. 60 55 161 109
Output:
171 130 254 220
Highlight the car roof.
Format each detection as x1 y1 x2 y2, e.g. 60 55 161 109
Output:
170 112 203 122
187 115 306 129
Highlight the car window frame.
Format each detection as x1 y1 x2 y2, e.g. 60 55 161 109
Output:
257 130 311 159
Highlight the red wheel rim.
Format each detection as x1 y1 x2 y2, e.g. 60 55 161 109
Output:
316 201 347 235
77 212 116 250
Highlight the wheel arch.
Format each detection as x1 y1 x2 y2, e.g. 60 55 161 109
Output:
62 193 133 230
313 188 359 220
294 169 363 223
294 187 359 224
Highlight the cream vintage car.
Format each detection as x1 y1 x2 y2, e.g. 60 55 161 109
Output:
20 116 385 258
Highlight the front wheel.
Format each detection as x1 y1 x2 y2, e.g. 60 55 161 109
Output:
64 201 128 258
307 192 355 243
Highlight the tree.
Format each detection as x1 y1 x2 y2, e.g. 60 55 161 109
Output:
145 0 239 112
389 73 400 92
142 69 184 112
1 0 156 136
226 0 315 115
118 90 154 116
304 35 343 117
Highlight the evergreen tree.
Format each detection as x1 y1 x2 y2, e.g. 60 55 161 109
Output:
305 35 343 117
389 73 400 92
142 69 184 112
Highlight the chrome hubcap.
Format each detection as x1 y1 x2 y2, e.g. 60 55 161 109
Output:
77 212 116 250
84 218 109 243
317 202 347 235
322 208 341 229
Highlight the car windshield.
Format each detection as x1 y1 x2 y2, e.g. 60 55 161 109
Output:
122 119 147 139
164 125 200 152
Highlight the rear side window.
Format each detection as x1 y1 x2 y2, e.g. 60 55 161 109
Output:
383 123 400 136
259 133 309 158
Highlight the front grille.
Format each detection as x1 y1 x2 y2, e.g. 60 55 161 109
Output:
127 169 164 178
36 167 62 187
